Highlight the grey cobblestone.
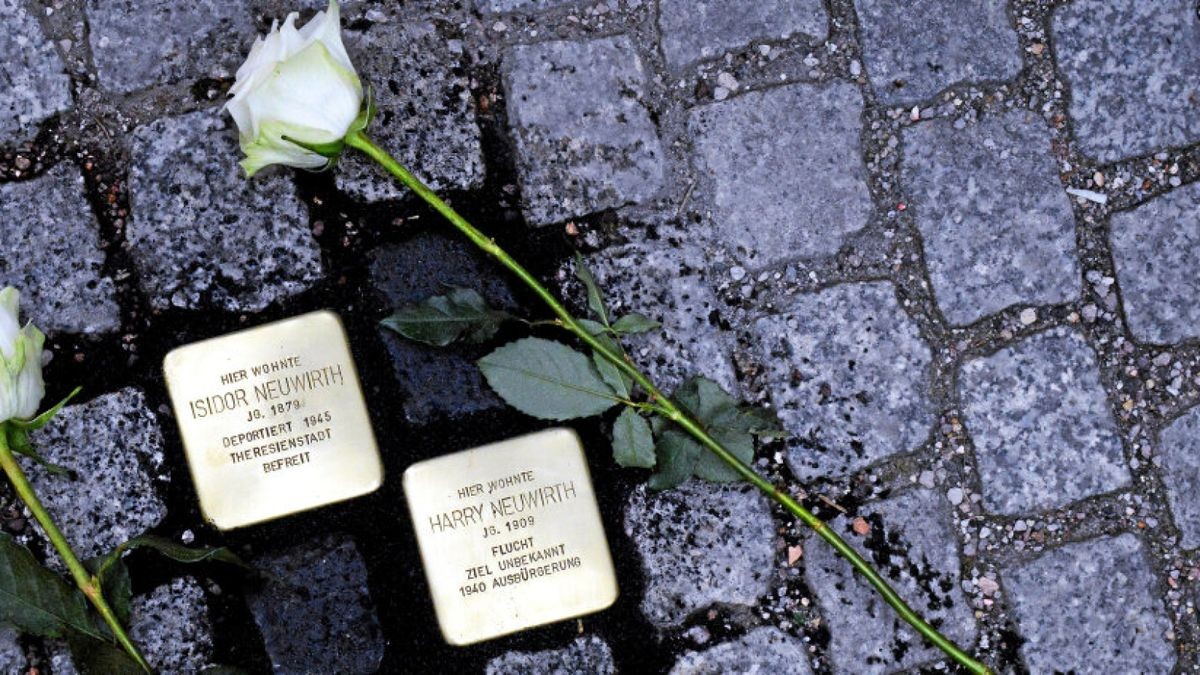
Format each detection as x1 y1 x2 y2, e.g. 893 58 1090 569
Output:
753 281 934 481
485 636 614 675
0 0 72 144
370 232 516 423
1053 0 1200 162
1004 533 1174 673
657 0 826 68
669 627 813 675
855 0 1021 104
1159 405 1200 549
0 163 121 334
28 388 167 561
85 0 255 94
960 327 1130 515
1110 181 1200 345
688 82 871 269
128 577 214 674
583 242 739 395
625 482 775 627
0 628 22 673
503 35 665 226
335 8 484 202
904 111 1079 326
127 109 323 311
805 488 975 673
246 534 385 675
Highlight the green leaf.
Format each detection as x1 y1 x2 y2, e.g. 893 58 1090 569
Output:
648 431 701 491
0 533 109 642
94 536 250 585
381 287 512 347
68 635 143 675
612 313 661 334
587 330 632 398
612 408 656 469
85 556 131 626
479 338 619 420
577 318 608 336
670 377 770 483
574 253 608 324
5 426 68 476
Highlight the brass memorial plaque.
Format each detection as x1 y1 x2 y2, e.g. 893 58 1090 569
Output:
404 428 618 645
163 311 383 530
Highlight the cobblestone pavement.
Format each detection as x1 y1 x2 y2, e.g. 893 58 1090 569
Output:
1 0 1199 672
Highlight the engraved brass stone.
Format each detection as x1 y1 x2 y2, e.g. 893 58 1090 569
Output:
163 311 382 530
404 428 619 645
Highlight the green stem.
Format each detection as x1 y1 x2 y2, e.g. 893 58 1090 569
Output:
0 427 152 673
347 130 991 675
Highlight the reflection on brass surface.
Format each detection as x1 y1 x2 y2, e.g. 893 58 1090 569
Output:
164 311 382 530
404 428 618 645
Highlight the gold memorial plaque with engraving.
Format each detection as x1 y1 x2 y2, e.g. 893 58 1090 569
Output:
163 311 382 530
404 428 618 645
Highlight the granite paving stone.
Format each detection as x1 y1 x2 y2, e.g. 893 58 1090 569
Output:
0 163 121 334
904 111 1079 325
370 231 518 423
475 0 577 13
1053 0 1200 162
855 0 1021 104
486 636 615 675
129 577 214 674
0 0 72 144
503 35 665 226
246 533 385 675
583 242 739 395
805 488 975 673
127 109 323 311
0 629 23 673
688 82 871 269
1004 534 1175 673
960 327 1129 515
753 282 934 481
1110 181 1200 345
1159 405 1200 549
625 482 775 627
657 0 826 68
335 9 484 202
669 627 813 675
28 388 167 562
85 0 255 94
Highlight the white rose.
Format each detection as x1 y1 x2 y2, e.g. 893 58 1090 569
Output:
0 288 46 424
225 0 364 177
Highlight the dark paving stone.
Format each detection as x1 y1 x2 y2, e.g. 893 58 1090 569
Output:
369 231 517 424
246 533 384 675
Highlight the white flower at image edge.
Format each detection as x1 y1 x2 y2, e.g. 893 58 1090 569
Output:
225 0 364 176
0 288 46 424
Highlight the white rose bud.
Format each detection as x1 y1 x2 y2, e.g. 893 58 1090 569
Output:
225 0 364 177
0 288 46 424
